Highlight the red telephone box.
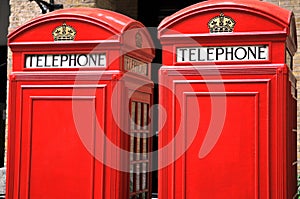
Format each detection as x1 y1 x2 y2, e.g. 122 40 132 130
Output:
7 8 154 199
158 0 297 198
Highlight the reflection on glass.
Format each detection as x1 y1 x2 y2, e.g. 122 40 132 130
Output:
142 163 147 173
142 134 147 160
137 103 142 130
131 102 136 130
130 135 134 161
130 164 134 192
136 134 140 160
143 103 148 130
142 173 147 190
136 172 140 191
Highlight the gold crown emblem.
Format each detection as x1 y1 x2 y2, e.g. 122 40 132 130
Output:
208 12 236 33
52 22 76 41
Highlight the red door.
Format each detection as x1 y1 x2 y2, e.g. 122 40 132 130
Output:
14 83 106 199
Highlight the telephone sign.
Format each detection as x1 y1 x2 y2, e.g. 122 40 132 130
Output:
25 53 107 68
176 45 269 62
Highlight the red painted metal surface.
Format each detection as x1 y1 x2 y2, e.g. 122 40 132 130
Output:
158 0 297 198
7 8 154 199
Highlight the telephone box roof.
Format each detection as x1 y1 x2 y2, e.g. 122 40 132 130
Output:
158 0 292 32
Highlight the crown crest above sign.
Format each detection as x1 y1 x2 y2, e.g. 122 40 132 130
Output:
52 22 76 41
208 12 236 33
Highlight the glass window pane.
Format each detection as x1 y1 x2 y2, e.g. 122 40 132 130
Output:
130 134 134 161
137 103 142 130
142 134 147 153
143 103 148 130
133 164 137 192
142 163 148 173
136 134 140 160
136 174 140 191
131 102 136 130
129 102 151 198
142 134 148 160
136 163 140 192
139 134 144 159
142 173 147 190
142 163 148 190
130 164 134 192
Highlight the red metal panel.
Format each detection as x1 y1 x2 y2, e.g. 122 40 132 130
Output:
26 98 95 198
8 83 107 199
185 94 257 197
